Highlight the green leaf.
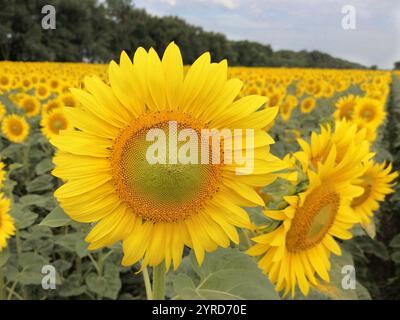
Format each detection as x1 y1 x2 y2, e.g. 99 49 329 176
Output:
59 274 87 297
0 250 10 268
18 252 48 267
40 206 71 227
17 253 53 285
391 251 400 264
389 234 400 248
19 194 50 208
10 204 38 229
307 250 371 300
171 248 279 300
26 174 54 192
35 158 54 175
86 263 121 299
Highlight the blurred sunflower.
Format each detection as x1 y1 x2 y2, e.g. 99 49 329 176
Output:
0 101 6 121
351 161 398 227
268 90 284 108
0 74 11 91
0 194 14 251
354 97 385 129
21 78 33 91
51 42 286 270
2 114 30 143
43 98 62 114
41 109 69 139
333 95 358 121
0 161 5 188
300 97 316 114
49 79 60 92
35 83 51 100
248 146 363 297
280 95 297 122
19 95 40 117
59 92 78 108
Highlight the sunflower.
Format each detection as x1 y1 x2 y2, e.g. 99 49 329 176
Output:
351 161 398 227
59 92 78 108
268 90 284 108
300 97 316 114
2 115 30 143
0 161 5 189
294 120 371 172
19 95 41 117
280 95 297 122
248 146 363 297
35 83 51 100
21 78 33 91
0 74 11 91
354 97 386 129
50 42 287 270
333 94 358 121
0 101 6 121
41 109 70 139
0 194 14 251
43 98 62 114
49 78 60 92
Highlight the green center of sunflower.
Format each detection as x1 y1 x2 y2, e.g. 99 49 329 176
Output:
286 187 339 252
111 111 223 223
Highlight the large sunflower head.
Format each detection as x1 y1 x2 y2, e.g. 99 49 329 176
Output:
351 161 398 227
41 109 70 140
0 194 15 252
248 146 363 297
1 114 30 144
50 42 288 270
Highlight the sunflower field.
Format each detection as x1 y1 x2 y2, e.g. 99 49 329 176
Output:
0 44 399 301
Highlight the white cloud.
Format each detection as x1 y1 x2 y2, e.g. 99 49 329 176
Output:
213 0 239 10
161 0 177 5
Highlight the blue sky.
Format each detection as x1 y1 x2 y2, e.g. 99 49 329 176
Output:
133 0 399 69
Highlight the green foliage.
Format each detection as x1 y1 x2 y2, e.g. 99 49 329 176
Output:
170 248 279 300
0 0 364 68
0 106 143 299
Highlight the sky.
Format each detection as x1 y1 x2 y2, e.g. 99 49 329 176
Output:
133 0 400 69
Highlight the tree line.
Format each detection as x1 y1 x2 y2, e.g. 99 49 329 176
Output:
0 0 367 69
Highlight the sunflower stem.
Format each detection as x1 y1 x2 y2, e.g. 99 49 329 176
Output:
0 265 5 300
142 266 153 300
152 262 165 300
